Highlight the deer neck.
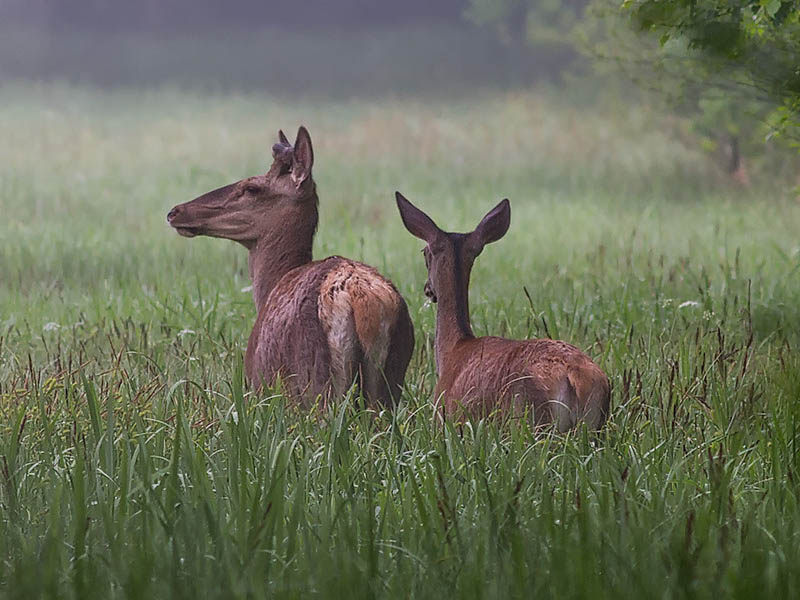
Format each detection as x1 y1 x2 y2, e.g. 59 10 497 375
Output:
434 264 474 374
247 210 317 310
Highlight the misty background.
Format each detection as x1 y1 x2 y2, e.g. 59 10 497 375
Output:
0 0 563 95
1 0 797 183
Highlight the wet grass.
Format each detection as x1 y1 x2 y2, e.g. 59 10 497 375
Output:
1 83 799 598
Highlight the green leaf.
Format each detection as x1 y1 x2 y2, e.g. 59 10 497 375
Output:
764 0 782 17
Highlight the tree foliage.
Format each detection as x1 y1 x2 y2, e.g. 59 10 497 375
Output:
467 0 800 178
621 0 800 137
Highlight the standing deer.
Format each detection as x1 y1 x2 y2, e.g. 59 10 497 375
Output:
167 127 414 407
395 192 609 430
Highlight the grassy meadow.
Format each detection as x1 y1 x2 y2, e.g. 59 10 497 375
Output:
1 83 799 598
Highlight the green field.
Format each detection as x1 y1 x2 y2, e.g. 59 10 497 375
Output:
1 83 799 598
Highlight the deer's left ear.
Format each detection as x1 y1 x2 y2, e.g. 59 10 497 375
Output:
291 126 314 188
473 199 511 246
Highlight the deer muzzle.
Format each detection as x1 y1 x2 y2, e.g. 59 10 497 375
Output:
166 204 202 237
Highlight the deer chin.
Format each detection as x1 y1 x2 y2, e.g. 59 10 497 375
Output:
174 226 201 238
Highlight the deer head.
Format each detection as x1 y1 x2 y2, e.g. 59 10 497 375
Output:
395 192 510 306
167 127 317 248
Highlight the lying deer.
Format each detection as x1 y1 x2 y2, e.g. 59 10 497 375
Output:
395 192 609 429
167 127 414 407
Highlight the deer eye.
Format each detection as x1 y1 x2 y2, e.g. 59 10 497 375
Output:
421 247 430 264
244 184 260 195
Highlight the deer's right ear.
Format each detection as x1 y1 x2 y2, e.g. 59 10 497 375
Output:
278 129 290 145
396 192 440 242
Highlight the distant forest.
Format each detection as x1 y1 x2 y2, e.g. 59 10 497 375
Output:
1 0 468 31
0 0 550 93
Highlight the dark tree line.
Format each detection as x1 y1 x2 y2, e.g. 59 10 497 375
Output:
0 0 470 32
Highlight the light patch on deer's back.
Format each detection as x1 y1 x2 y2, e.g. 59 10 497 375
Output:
318 260 403 381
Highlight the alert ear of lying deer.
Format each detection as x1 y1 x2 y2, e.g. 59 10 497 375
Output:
167 127 415 407
395 191 610 430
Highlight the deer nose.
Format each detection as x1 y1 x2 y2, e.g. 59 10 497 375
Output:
424 281 437 303
167 206 181 222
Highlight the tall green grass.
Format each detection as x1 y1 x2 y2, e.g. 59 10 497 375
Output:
0 84 799 598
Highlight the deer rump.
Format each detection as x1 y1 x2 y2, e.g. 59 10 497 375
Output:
437 337 610 430
245 256 413 407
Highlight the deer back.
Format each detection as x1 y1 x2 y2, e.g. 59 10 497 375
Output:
436 337 610 429
246 256 414 406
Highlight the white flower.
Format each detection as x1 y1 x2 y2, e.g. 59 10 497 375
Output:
678 300 700 308
43 322 60 332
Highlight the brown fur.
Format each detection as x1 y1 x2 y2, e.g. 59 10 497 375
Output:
396 192 610 430
245 256 413 407
437 337 609 429
168 127 414 407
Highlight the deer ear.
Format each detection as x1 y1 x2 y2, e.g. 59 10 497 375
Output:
272 129 293 165
473 199 510 246
396 192 441 243
291 126 314 187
